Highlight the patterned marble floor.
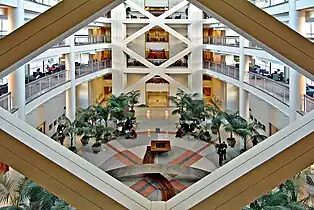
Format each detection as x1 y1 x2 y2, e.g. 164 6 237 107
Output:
77 107 244 201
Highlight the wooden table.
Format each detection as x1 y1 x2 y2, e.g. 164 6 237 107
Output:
151 140 171 153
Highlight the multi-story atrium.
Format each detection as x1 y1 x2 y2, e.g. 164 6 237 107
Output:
0 0 314 209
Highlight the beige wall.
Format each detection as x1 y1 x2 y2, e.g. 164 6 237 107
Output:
90 77 106 104
170 74 188 88
211 78 225 110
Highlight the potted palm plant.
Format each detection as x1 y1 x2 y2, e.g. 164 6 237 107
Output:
169 88 199 121
234 121 264 153
223 112 245 148
0 173 71 209
109 94 129 123
207 106 224 144
58 116 78 153
91 124 105 154
126 90 140 117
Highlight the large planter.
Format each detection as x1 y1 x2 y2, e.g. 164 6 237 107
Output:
92 142 101 154
81 135 90 146
227 137 236 148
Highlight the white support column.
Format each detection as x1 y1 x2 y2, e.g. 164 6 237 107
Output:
7 0 25 120
289 0 306 122
225 83 239 113
65 36 76 125
239 36 250 119
111 4 127 95
239 88 249 119
188 4 203 97
88 80 92 106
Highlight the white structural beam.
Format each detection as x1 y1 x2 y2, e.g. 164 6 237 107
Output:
159 0 189 19
159 23 192 46
125 0 155 19
122 47 156 69
123 73 155 93
160 48 192 68
123 24 155 45
160 73 191 93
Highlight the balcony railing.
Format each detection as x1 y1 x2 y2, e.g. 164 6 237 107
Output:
204 36 240 47
25 71 68 103
203 61 239 79
248 72 289 104
203 61 294 106
304 94 314 113
248 0 288 8
248 41 262 49
0 92 12 111
74 35 111 46
52 40 68 48
75 60 112 78
25 60 111 103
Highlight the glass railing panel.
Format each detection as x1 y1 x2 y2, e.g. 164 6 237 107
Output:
204 36 240 47
75 60 112 78
74 35 111 46
248 72 289 104
25 71 68 103
24 60 112 103
0 92 12 111
304 94 314 113
248 0 288 9
248 41 262 49
203 61 239 79
203 61 292 105
52 40 68 48
27 0 62 6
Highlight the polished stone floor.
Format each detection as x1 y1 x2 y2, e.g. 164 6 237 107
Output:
77 107 245 201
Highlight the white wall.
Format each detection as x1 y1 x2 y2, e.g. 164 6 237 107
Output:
225 55 235 65
75 53 90 64
26 93 66 137
76 82 90 109
169 27 187 57
249 94 289 135
127 27 145 58
225 83 239 112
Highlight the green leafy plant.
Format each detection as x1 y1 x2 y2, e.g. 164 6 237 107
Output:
169 88 199 120
233 120 265 153
206 106 224 144
223 111 245 147
108 94 129 122
126 90 140 112
0 173 70 210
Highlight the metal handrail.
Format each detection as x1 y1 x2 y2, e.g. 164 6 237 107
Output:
24 60 112 103
0 92 12 111
204 36 240 47
304 94 314 113
74 35 111 45
203 61 239 79
204 61 291 105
